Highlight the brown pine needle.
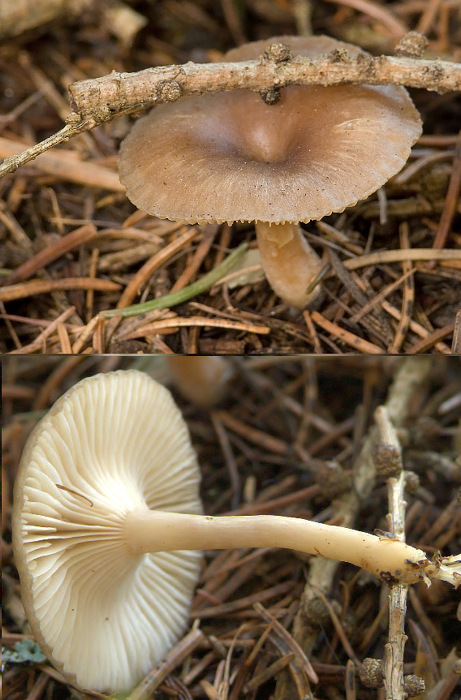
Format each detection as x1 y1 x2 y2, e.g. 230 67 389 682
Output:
310 311 384 354
0 277 120 302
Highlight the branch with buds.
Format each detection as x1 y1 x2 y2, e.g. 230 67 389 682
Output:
0 36 460 181
68 49 461 120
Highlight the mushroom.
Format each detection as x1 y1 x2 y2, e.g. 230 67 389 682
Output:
12 370 203 694
118 35 422 309
13 370 459 693
166 356 233 407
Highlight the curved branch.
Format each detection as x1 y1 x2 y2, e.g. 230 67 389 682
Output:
1 48 459 181
68 52 461 119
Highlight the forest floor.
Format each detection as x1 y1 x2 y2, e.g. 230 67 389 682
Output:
0 0 460 354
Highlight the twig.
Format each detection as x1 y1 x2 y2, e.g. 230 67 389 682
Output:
303 310 322 353
349 268 415 325
210 412 241 511
68 53 461 119
452 308 461 353
243 653 295 694
0 0 94 40
71 314 101 353
254 602 318 685
0 49 459 181
194 582 294 619
308 584 361 664
381 301 452 354
275 357 435 700
170 226 217 293
328 249 370 307
0 118 108 180
0 0 147 46
373 406 408 700
212 410 289 456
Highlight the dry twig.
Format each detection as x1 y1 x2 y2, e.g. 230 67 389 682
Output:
0 48 460 180
67 52 461 119
275 357 436 699
374 406 410 700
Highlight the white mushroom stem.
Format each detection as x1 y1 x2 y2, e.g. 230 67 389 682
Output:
255 222 324 309
123 510 461 587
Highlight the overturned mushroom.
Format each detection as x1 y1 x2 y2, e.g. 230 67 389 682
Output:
119 35 422 308
13 370 460 693
12 370 203 693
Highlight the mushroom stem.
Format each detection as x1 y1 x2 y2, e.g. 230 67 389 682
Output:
167 356 232 407
124 510 438 585
255 222 323 308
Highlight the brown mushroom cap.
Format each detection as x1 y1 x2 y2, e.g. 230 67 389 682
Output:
119 35 422 225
